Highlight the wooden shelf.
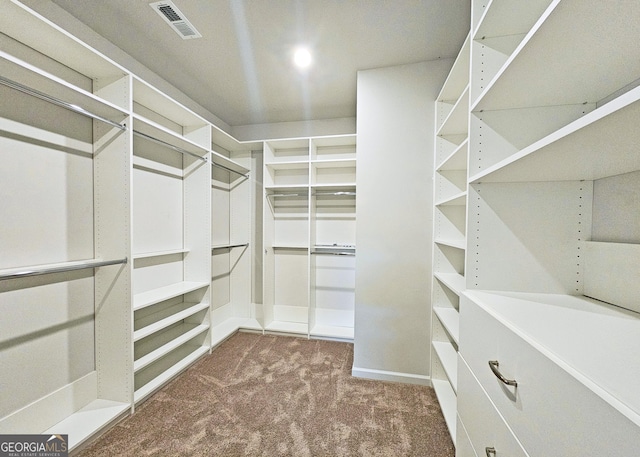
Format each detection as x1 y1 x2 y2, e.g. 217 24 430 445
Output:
437 86 470 137
134 301 209 341
310 325 354 340
133 281 209 311
435 191 467 207
433 307 460 344
437 33 471 103
44 400 130 452
473 1 640 112
432 379 457 445
433 341 458 392
133 248 189 260
437 139 468 172
264 321 308 335
132 114 209 158
470 87 640 183
435 237 466 250
134 345 209 404
134 323 209 372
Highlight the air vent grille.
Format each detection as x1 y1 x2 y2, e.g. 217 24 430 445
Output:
150 1 202 40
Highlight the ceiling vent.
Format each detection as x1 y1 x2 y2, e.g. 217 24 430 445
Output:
149 1 202 40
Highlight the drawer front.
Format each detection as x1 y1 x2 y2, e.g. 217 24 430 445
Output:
459 295 640 457
457 355 528 457
456 414 478 457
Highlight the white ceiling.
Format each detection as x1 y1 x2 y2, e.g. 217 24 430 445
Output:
49 0 470 127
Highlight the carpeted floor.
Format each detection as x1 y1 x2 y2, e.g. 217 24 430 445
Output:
78 332 454 456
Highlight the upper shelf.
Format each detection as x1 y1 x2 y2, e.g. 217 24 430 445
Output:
473 0 554 41
470 86 640 183
2 0 127 84
472 0 640 112
437 33 470 103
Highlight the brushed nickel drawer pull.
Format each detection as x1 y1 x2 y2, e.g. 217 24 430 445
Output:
488 360 518 387
486 447 496 457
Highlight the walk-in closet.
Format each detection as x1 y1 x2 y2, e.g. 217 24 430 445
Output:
1 0 638 455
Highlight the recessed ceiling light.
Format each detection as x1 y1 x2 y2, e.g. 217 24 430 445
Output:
293 47 312 69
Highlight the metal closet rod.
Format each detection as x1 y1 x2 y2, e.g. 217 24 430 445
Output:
133 129 207 162
311 251 355 256
315 191 356 196
210 160 249 179
212 243 249 250
0 257 128 281
267 192 308 198
0 75 126 131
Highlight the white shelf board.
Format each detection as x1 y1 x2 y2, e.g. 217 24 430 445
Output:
470 86 640 183
310 325 354 340
433 307 460 344
239 318 263 331
134 345 209 404
312 183 357 190
133 281 209 311
434 272 465 296
437 33 471 103
464 290 640 427
437 86 470 137
2 1 126 81
265 159 309 168
44 399 130 451
311 159 356 168
435 191 467 207
134 301 209 341
133 76 207 128
474 0 555 41
432 379 457 445
132 114 208 157
264 321 308 335
435 237 466 251
473 0 640 111
134 323 209 372
432 341 458 392
437 139 469 172
1 50 128 122
210 151 250 176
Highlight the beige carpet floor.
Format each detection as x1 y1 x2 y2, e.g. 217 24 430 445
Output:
78 332 454 456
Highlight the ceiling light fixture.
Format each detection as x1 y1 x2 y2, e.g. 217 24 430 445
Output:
293 47 312 69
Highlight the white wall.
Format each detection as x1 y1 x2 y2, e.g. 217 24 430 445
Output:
352 59 452 385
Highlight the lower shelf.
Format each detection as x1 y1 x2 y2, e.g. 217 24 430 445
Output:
310 324 354 340
44 400 130 451
264 321 308 335
432 378 457 445
134 345 209 404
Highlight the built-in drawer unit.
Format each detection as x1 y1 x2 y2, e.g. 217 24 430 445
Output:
457 355 527 457
459 292 640 457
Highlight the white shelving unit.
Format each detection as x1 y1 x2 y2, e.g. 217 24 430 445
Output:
431 32 470 445
210 127 262 345
0 0 131 450
130 75 212 405
453 1 640 455
263 135 357 339
0 1 258 449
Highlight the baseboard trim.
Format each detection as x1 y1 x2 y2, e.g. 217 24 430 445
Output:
351 366 432 386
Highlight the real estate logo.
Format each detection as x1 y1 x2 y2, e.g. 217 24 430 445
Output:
0 435 68 457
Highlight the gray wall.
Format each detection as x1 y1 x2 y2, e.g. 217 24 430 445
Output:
352 60 452 384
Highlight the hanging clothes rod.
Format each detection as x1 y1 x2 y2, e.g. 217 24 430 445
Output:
212 243 249 250
132 130 207 162
311 251 355 256
315 191 356 197
267 193 307 198
0 257 128 281
0 75 126 131
210 160 249 179
315 244 355 249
